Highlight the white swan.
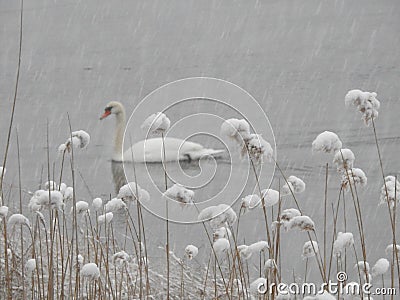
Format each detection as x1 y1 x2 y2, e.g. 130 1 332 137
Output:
100 101 224 162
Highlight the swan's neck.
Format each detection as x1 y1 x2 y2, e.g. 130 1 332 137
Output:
113 111 126 161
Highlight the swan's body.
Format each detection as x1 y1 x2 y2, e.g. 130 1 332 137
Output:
100 101 224 162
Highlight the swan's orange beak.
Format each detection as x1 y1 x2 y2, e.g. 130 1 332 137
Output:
100 110 111 120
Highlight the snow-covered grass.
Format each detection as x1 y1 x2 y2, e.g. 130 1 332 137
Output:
0 90 399 300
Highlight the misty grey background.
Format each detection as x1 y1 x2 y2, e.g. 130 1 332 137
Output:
1 0 399 284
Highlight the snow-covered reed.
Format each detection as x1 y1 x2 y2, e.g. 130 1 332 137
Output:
379 175 399 208
312 131 342 154
345 89 380 126
333 148 355 171
198 204 237 229
184 245 199 260
302 240 319 259
282 175 306 195
59 130 91 152
163 183 194 206
333 232 354 257
117 182 150 203
80 262 100 280
341 167 367 189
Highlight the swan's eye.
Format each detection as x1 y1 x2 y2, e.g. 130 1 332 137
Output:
105 107 112 112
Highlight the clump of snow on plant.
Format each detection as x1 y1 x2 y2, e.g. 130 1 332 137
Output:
8 213 30 228
282 175 306 195
92 198 103 211
118 182 150 203
213 238 230 256
371 258 390 277
237 241 269 260
220 118 251 144
333 148 355 171
302 241 319 259
185 245 198 260
141 112 170 135
333 232 354 257
312 131 342 153
379 176 400 208
105 198 127 213
113 251 130 267
244 134 273 163
341 168 367 189
29 190 64 211
59 130 91 152
25 258 37 275
241 194 261 211
163 184 194 206
385 244 400 256
72 201 89 215
98 212 113 224
213 227 232 241
280 208 301 230
198 204 237 229
287 215 315 232
0 206 8 221
261 189 280 207
80 263 100 280
345 89 380 126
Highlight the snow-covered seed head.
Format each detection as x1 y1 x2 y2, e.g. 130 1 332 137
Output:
261 189 280 207
333 149 355 171
63 187 73 202
34 190 64 210
312 131 342 154
385 244 400 256
333 232 354 257
98 212 113 224
25 258 37 275
243 134 273 163
113 250 130 267
7 213 30 228
264 258 277 271
185 245 199 260
302 241 319 259
44 181 59 191
213 227 232 241
287 215 315 232
379 176 400 208
118 182 150 203
213 238 230 256
104 198 127 213
80 263 100 281
345 89 380 126
77 254 84 267
280 208 301 230
372 258 390 277
92 197 103 211
141 112 170 135
220 118 251 145
285 176 306 194
163 184 194 206
64 130 90 151
198 204 237 229
72 201 89 215
354 261 370 273
0 206 9 220
58 143 67 153
241 194 261 210
341 168 367 189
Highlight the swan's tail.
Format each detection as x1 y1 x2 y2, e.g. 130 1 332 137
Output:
186 149 225 160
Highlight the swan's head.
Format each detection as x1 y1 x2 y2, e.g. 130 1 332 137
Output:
100 101 124 120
